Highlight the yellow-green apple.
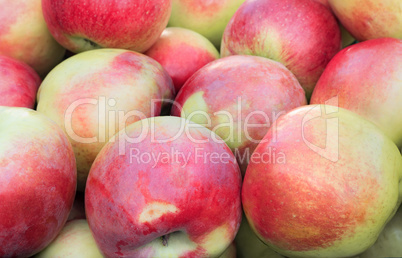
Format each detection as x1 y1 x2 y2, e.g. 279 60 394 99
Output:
242 104 402 257
35 219 103 258
221 0 342 98
310 38 402 147
0 0 65 77
0 107 76 257
85 116 242 257
36 48 174 191
42 0 171 53
357 207 402 258
145 27 219 93
171 55 307 175
328 0 402 42
312 0 355 48
0 55 41 108
168 0 246 47
235 216 284 258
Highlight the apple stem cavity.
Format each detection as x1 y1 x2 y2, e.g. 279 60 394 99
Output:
161 234 170 247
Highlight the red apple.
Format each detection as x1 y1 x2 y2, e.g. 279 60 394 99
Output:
328 0 402 42
168 0 247 47
310 38 402 147
0 107 76 257
242 105 402 257
36 48 174 191
171 55 307 174
145 27 220 93
42 0 171 53
0 55 41 108
85 116 242 257
221 0 341 98
35 219 102 258
0 0 65 77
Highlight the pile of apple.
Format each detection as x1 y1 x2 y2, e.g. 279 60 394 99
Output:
0 0 401 257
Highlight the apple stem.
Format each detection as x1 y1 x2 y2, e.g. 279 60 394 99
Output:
162 234 170 247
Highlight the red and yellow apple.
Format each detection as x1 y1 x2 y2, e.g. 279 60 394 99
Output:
242 104 402 257
310 38 402 147
36 48 174 191
0 107 76 257
0 55 41 108
0 0 65 77
328 0 402 42
85 116 242 257
168 0 246 47
221 0 341 98
42 0 171 53
171 55 307 174
145 27 219 93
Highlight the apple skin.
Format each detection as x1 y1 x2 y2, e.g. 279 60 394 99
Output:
0 107 76 257
168 0 246 47
220 0 341 98
242 104 402 257
42 0 171 53
328 0 402 42
357 207 402 258
310 38 402 147
235 216 284 258
35 219 103 258
145 27 220 93
36 48 174 191
0 55 41 108
171 55 307 175
85 116 242 257
0 0 65 77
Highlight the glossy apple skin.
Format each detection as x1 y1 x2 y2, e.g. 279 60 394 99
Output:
0 107 77 257
85 116 242 257
0 0 65 77
221 0 341 98
145 27 219 93
42 0 171 53
37 48 174 191
358 207 402 258
328 0 402 42
242 105 402 257
171 55 307 175
35 219 103 258
0 55 41 108
168 0 246 47
310 38 402 147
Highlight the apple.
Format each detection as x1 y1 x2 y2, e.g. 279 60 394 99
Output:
35 219 103 258
145 27 220 93
220 0 341 98
357 207 402 258
310 38 402 147
0 55 41 108
0 0 65 77
235 216 284 258
42 0 171 53
171 55 307 175
85 116 242 257
242 104 402 257
312 0 355 48
36 48 174 191
328 0 402 42
168 0 247 47
0 107 76 257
